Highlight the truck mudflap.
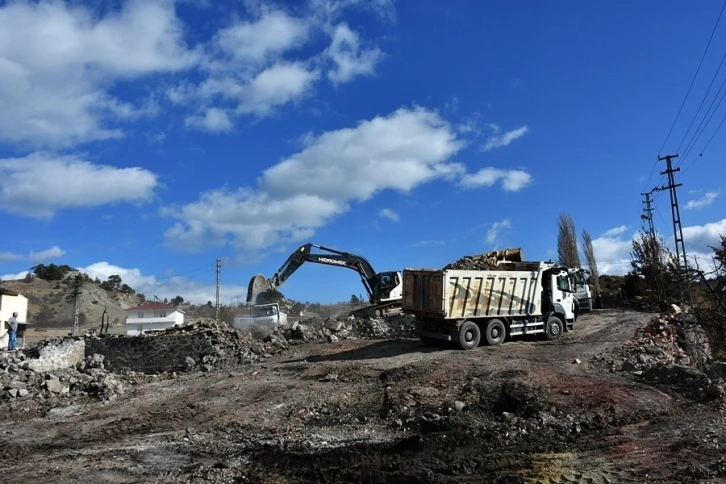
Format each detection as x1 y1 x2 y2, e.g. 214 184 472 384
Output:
416 319 457 341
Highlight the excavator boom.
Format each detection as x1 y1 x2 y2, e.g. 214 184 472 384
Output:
246 243 380 304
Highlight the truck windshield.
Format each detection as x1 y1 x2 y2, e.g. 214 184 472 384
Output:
557 276 571 292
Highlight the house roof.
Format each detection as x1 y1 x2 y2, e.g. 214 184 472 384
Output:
126 302 175 311
0 286 20 296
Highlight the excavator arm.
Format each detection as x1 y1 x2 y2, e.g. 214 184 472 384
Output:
246 243 379 304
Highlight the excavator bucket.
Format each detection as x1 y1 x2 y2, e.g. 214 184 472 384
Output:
246 274 271 304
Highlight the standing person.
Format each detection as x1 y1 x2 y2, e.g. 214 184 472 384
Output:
7 312 18 351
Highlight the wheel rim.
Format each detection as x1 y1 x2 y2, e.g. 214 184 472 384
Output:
465 330 475 342
551 323 560 335
491 327 501 339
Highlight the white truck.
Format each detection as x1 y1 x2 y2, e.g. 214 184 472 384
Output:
232 303 288 331
401 260 576 350
568 268 593 313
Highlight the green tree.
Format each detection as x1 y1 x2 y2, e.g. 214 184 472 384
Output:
350 294 360 304
108 274 122 289
171 295 184 306
582 229 601 303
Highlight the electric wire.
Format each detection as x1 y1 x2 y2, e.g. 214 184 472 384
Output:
657 0 726 157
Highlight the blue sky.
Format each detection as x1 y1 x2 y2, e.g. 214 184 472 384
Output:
1 0 725 305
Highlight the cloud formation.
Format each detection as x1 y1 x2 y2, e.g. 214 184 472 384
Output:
685 191 719 210
163 107 466 252
0 0 391 147
459 167 533 191
378 208 400 222
486 219 512 244
0 153 159 218
481 125 529 152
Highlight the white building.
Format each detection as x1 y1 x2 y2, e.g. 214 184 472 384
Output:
0 286 28 349
125 302 184 336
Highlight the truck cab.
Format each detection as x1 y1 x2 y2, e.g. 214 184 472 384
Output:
233 303 288 330
568 268 593 314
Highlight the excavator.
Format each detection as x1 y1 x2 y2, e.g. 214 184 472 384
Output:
246 243 403 317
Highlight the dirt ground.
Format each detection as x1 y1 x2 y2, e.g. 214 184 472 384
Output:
2 309 725 483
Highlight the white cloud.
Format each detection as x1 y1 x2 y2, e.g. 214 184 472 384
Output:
213 10 309 63
29 246 66 263
0 245 65 264
602 225 628 237
481 125 529 152
685 191 719 210
459 167 533 191
0 0 198 147
590 227 634 276
0 271 31 281
379 208 399 221
163 107 466 252
0 153 159 218
0 1 392 146
0 251 23 262
326 23 382 84
681 218 726 254
78 261 246 305
486 219 512 245
185 107 234 133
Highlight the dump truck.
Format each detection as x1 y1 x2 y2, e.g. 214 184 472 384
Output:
402 258 576 350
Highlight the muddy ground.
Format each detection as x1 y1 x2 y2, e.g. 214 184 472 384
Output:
1 309 725 483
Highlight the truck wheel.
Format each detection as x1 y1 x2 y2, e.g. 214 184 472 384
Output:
457 321 481 350
484 319 506 346
545 316 564 341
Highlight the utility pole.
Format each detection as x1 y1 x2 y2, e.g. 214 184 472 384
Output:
659 153 689 302
641 189 665 302
640 191 656 239
69 274 83 337
215 259 221 322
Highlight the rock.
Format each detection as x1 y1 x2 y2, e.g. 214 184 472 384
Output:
7 388 18 398
453 400 466 412
410 386 440 399
573 358 582 365
185 357 196 369
704 383 725 399
7 380 27 390
17 389 28 398
45 379 64 394
327 334 339 343
622 361 637 372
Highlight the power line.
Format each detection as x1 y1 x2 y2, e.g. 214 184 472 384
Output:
678 77 726 163
657 0 726 156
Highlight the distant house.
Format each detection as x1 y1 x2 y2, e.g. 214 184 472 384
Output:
125 302 184 336
0 286 29 349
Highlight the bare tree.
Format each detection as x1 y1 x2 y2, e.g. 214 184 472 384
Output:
557 213 581 267
582 229 601 302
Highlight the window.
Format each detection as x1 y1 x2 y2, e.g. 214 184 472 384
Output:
138 312 144 318
556 276 571 292
159 312 166 318
137 325 143 334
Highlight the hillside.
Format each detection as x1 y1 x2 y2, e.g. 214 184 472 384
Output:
1 276 140 330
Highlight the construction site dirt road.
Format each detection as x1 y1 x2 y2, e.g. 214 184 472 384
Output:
2 309 725 483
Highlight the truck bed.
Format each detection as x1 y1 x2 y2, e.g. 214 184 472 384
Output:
402 264 546 319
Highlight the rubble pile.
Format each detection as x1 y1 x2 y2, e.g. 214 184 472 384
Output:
443 255 497 271
2 314 419 406
601 306 725 400
252 313 416 348
1 349 130 406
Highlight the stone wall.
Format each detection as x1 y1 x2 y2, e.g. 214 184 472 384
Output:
85 332 233 373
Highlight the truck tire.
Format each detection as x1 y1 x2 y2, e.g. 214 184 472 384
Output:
484 319 506 346
457 321 481 350
545 316 564 341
